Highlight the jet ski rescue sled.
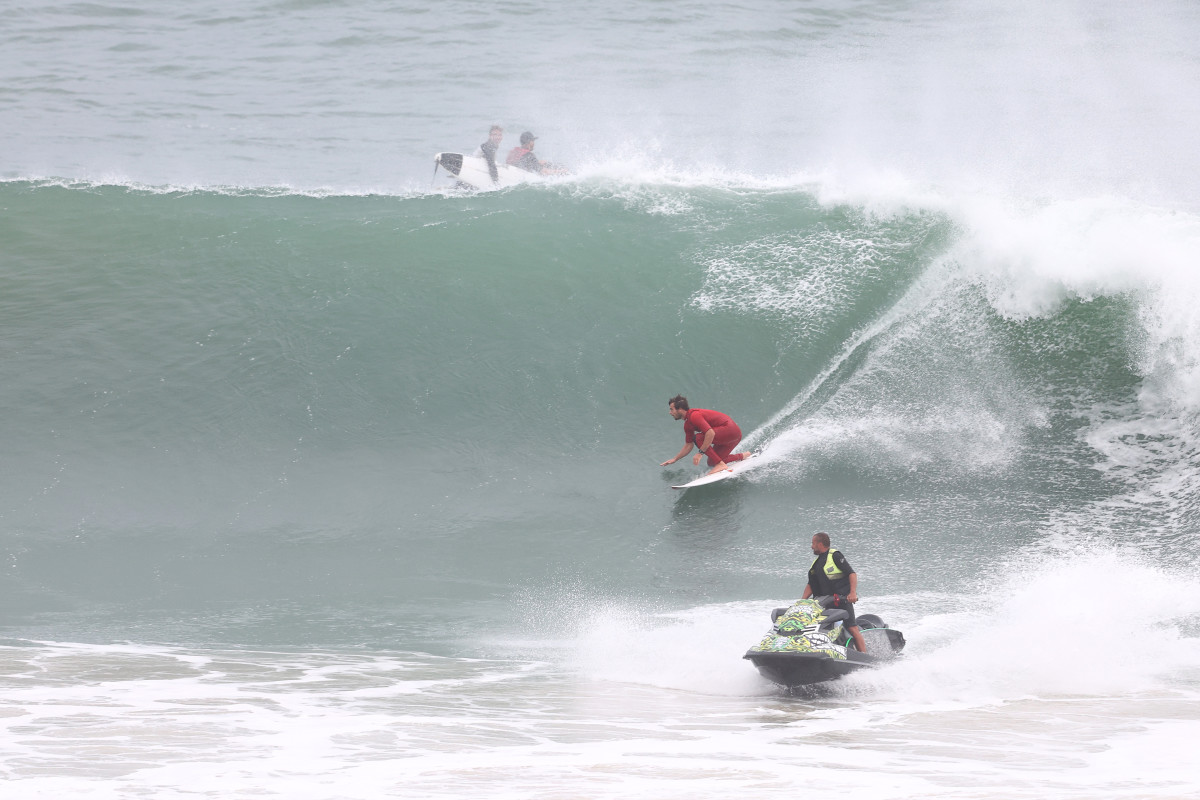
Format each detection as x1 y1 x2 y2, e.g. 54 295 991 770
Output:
433 152 534 190
744 597 905 688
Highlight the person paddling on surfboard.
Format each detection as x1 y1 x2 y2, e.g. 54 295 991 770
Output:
660 395 750 475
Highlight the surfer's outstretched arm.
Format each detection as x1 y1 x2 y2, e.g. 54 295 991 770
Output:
661 443 694 466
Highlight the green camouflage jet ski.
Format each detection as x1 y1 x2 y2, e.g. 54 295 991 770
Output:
744 597 906 688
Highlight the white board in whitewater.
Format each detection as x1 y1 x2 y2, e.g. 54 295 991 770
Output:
434 152 534 190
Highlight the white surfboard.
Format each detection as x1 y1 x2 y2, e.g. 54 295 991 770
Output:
434 152 535 190
670 453 758 489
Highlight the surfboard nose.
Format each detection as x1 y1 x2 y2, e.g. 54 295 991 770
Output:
434 152 463 176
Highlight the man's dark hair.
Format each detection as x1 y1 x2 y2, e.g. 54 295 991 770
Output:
813 532 831 547
668 395 689 411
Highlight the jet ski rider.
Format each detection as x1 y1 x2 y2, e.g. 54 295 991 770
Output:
802 532 868 653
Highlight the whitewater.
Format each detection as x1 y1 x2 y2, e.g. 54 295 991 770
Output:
3 1 1200 798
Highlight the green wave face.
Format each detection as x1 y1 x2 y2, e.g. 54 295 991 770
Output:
0 180 1190 643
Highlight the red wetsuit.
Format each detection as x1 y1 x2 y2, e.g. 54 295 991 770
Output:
684 408 745 467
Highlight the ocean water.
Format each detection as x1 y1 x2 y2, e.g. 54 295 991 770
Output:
4 1 1200 798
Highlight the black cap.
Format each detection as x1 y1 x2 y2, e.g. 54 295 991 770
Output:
520 131 537 145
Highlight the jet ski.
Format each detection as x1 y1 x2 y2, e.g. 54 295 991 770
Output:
744 597 906 688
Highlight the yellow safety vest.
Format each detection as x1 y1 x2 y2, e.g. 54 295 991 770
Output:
810 548 846 581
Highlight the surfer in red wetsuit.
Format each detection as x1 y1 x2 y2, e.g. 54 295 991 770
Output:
659 395 750 474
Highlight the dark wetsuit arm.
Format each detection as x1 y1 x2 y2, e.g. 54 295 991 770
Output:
481 142 499 182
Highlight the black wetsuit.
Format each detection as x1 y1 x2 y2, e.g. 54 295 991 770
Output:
480 140 500 183
808 550 857 625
